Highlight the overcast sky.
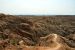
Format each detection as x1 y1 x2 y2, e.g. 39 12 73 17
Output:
0 0 75 15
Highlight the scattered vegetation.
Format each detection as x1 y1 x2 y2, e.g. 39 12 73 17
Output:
0 14 75 50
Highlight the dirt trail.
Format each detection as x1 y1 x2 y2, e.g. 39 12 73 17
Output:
4 34 75 50
20 34 62 50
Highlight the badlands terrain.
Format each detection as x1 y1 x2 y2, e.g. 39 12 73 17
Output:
0 14 75 50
